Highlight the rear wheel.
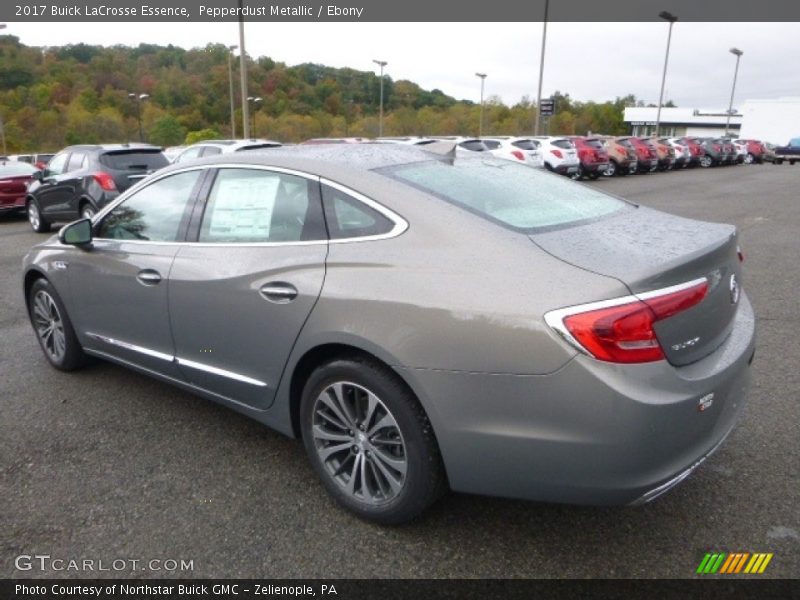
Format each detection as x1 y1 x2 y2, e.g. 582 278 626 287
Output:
587 171 600 180
699 155 713 168
603 160 617 177
570 165 584 181
80 203 96 220
27 200 50 233
28 278 88 371
300 357 445 524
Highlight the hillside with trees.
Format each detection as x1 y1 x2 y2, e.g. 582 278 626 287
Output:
0 35 652 152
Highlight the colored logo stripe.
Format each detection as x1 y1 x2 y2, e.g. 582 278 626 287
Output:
697 552 773 574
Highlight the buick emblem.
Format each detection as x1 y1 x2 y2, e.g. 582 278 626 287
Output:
729 274 740 305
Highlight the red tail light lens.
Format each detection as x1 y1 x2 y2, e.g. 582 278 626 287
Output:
546 279 708 364
737 245 744 263
510 150 525 161
550 149 563 158
93 172 117 191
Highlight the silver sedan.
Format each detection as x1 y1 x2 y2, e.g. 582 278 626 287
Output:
23 144 755 524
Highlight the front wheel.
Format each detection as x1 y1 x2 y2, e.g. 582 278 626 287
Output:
27 200 51 233
570 166 584 181
28 278 88 371
699 155 713 168
300 357 445 524
603 161 617 177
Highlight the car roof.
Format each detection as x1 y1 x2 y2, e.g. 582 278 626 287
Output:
158 143 447 180
61 143 163 153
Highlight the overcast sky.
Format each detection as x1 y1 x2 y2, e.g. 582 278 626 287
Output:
5 21 800 108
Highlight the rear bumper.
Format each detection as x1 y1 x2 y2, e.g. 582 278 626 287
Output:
550 163 580 175
399 293 755 505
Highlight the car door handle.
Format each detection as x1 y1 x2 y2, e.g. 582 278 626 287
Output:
136 269 162 286
259 282 298 303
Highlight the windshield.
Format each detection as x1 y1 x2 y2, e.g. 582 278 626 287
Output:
380 158 630 232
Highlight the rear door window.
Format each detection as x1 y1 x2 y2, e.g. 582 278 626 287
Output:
512 140 538 150
198 168 324 243
482 140 501 150
459 140 488 152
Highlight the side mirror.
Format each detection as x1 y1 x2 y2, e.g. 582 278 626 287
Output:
58 218 93 246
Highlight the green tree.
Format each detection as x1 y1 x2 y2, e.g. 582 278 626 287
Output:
149 115 186 146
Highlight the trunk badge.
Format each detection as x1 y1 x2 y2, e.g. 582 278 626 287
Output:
729 274 740 304
697 393 715 412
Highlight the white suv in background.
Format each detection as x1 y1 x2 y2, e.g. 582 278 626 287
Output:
531 136 580 176
481 137 544 168
172 139 282 163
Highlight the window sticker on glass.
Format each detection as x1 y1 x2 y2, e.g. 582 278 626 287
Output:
204 170 280 240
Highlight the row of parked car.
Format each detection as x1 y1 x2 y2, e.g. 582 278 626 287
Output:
0 132 784 233
377 135 774 181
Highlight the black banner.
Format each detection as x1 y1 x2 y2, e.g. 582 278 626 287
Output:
4 0 800 22
2 579 799 600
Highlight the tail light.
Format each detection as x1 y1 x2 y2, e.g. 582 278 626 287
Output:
550 149 563 158
93 172 117 191
510 150 525 161
545 279 708 364
713 145 721 152
737 245 745 263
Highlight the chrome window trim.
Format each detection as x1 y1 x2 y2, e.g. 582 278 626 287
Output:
86 164 407 247
86 332 268 388
320 177 409 244
544 277 708 358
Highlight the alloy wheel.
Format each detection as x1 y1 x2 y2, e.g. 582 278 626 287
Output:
28 203 40 230
32 290 66 362
311 381 407 505
604 161 617 176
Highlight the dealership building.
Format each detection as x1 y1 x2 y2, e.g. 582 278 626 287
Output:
623 97 800 143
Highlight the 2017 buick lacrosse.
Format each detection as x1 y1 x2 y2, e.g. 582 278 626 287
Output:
23 144 755 524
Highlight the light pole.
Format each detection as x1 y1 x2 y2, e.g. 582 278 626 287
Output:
475 73 487 137
247 96 262 138
238 0 250 138
128 93 149 142
655 10 678 137
725 48 743 136
1 25 6 154
373 59 387 137
534 0 549 135
228 44 238 138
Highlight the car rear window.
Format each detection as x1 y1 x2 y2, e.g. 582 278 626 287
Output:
512 140 537 150
551 139 573 150
0 161 38 177
458 140 488 152
99 150 169 171
237 143 282 151
381 158 629 232
584 139 604 149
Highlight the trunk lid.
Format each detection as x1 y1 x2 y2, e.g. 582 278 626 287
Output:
530 206 742 366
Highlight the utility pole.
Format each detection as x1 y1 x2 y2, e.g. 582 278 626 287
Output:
534 0 549 135
373 60 387 137
655 11 678 137
475 73 487 136
228 45 238 138
238 0 250 139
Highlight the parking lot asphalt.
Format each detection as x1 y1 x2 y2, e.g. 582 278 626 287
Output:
1 163 799 579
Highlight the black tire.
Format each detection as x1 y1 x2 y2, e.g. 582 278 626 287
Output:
604 160 617 177
80 202 96 220
587 171 600 180
28 278 88 371
570 165 584 181
27 199 51 233
790 160 796 166
300 357 446 525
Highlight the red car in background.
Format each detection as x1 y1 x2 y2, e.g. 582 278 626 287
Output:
568 137 610 180
617 136 658 173
0 160 39 214
734 139 767 164
676 137 706 167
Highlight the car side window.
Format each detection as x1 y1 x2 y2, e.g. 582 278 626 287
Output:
200 146 222 157
198 168 324 243
175 147 202 163
46 153 69 176
66 152 86 173
321 184 395 240
95 170 202 242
